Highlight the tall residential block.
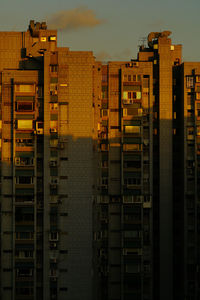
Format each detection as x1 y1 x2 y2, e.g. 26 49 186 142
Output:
0 21 200 300
0 21 100 300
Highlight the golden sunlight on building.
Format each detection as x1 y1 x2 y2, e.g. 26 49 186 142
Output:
0 22 199 300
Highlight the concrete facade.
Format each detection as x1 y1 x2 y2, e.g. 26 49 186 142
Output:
0 22 200 300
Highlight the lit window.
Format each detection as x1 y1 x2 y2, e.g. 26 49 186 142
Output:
123 144 141 151
15 84 35 93
49 36 56 41
40 37 47 42
124 126 140 134
17 120 33 130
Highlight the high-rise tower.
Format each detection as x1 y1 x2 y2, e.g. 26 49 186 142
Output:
0 20 100 300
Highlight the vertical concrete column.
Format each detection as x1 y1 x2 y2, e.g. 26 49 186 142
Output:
158 38 173 300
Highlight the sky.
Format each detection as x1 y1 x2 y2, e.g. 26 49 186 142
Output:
1 0 200 62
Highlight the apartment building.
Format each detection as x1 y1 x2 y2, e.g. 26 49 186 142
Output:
0 20 100 300
0 21 200 300
93 60 154 300
94 31 200 300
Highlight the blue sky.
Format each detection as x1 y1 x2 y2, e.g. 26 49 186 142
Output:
1 0 200 61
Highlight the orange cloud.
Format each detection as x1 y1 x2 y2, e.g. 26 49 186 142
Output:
47 6 105 31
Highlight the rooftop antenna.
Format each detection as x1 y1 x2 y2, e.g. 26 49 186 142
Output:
138 36 147 49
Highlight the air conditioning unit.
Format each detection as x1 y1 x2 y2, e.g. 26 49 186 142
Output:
37 129 43 135
51 177 59 184
50 90 58 96
15 157 20 165
51 277 57 282
132 61 139 67
58 142 64 149
50 184 58 190
50 128 57 133
101 184 108 189
49 160 58 167
50 242 57 248
123 99 129 104
138 108 143 116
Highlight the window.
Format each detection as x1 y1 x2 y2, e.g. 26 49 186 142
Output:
196 75 200 83
124 161 141 168
15 84 35 93
50 83 58 95
101 144 109 151
49 232 59 241
123 144 142 151
124 231 140 238
197 126 200 136
60 250 68 254
49 36 56 41
124 178 141 185
15 138 33 147
102 74 107 82
123 91 141 101
17 120 33 130
50 65 58 72
15 157 34 166
196 92 200 100
15 250 33 258
101 177 108 186
16 102 34 112
101 109 108 117
16 176 33 184
15 194 34 202
15 232 34 240
40 37 47 42
50 121 58 132
125 264 140 273
16 288 33 296
50 103 58 111
124 126 140 134
16 268 33 277
50 139 58 147
186 76 194 88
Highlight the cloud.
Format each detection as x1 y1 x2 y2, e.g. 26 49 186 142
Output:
47 6 104 31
